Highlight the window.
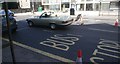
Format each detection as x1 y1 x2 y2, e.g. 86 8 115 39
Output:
49 0 60 4
76 0 84 2
71 4 75 8
86 0 93 1
62 0 69 2
81 0 84 1
49 5 60 11
80 4 84 11
94 3 100 11
0 4 2 9
94 0 100 1
76 4 80 11
62 3 69 9
101 3 109 11
86 4 93 11
43 0 49 4
110 2 119 10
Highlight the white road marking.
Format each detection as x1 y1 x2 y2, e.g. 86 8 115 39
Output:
93 49 120 59
67 34 82 37
88 28 118 33
40 41 69 51
2 38 74 62
40 34 79 51
90 39 120 64
43 30 53 32
47 39 75 45
17 27 29 31
100 39 119 43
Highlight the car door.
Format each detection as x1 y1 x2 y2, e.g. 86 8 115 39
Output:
38 13 50 26
31 16 42 25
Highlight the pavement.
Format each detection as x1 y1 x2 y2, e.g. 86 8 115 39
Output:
14 12 118 20
2 40 61 63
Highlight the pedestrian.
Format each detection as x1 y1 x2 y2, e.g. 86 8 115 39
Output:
75 14 84 25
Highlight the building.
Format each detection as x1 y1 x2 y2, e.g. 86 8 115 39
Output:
0 0 42 13
0 0 119 16
41 0 71 11
41 0 119 16
41 0 61 11
71 0 119 11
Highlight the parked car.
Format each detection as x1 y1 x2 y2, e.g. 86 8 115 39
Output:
0 12 17 33
26 12 73 29
0 10 14 16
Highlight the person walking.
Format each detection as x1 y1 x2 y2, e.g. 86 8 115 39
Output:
75 14 84 25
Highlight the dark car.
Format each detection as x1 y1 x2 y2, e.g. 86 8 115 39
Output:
26 12 73 29
1 15 17 33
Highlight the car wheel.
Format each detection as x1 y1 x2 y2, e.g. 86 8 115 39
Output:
50 24 56 29
28 21 34 27
80 23 84 25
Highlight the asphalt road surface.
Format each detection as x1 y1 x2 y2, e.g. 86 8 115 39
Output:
2 20 120 64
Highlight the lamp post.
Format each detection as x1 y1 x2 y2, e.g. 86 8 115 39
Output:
32 0 34 13
75 0 77 11
99 0 101 16
4 1 16 64
60 0 62 11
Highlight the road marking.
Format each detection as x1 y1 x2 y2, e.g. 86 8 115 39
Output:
43 30 53 32
40 34 79 51
67 34 82 37
90 57 104 64
2 38 74 62
40 40 70 51
100 39 119 43
88 28 118 33
90 39 120 64
47 38 75 45
17 27 29 31
93 49 120 59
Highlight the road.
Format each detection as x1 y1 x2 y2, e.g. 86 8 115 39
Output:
2 15 120 64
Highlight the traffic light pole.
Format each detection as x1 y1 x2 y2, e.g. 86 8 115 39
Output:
4 2 16 64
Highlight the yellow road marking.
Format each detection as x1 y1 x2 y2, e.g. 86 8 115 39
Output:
2 38 74 62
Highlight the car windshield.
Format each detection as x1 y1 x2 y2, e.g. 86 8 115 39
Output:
40 12 52 18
